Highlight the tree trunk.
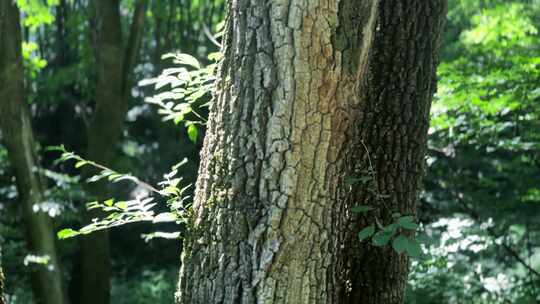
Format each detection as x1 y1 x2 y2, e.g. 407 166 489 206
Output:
339 1 447 303
177 0 379 303
0 2 68 304
76 1 146 304
177 1 446 303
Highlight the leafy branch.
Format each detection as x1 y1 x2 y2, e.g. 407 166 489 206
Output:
348 140 436 258
138 51 221 142
49 145 191 240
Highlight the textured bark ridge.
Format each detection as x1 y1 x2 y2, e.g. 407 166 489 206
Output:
339 1 447 303
178 1 379 303
177 1 446 303
0 2 67 304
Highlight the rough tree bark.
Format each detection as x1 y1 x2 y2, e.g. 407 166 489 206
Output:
338 1 447 303
177 0 380 302
0 1 68 304
178 0 447 303
76 1 147 304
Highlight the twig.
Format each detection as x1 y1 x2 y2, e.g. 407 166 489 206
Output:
360 140 392 213
83 159 161 195
203 24 222 48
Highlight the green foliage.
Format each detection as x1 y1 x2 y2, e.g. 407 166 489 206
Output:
51 48 222 240
350 143 433 258
16 0 59 30
111 269 176 304
351 205 373 213
408 0 540 302
21 42 47 78
139 51 221 143
397 216 419 231
1 1 224 303
50 146 190 240
357 225 375 241
462 3 537 49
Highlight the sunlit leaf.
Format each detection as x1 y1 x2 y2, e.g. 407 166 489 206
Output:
187 124 198 143
57 228 78 239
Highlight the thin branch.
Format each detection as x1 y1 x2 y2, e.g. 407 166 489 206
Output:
203 24 222 48
83 159 161 195
360 140 392 214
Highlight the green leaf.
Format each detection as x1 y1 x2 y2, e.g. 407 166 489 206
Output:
188 89 206 102
107 173 123 181
392 235 409 254
383 223 398 233
115 201 128 210
187 124 198 143
153 212 177 223
87 175 103 183
86 201 100 210
397 216 419 230
58 229 78 239
372 231 392 247
172 53 200 69
141 231 182 242
75 161 87 168
104 199 114 207
405 238 423 258
45 145 66 152
173 114 185 125
416 232 436 245
208 52 223 62
358 225 375 241
351 205 373 213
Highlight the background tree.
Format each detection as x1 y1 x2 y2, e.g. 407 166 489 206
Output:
177 1 446 303
75 1 147 303
0 0 224 301
0 1 67 304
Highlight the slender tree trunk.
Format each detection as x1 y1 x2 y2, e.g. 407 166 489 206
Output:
76 2 122 303
177 1 446 303
54 0 69 66
151 0 163 72
0 2 68 304
76 1 146 304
